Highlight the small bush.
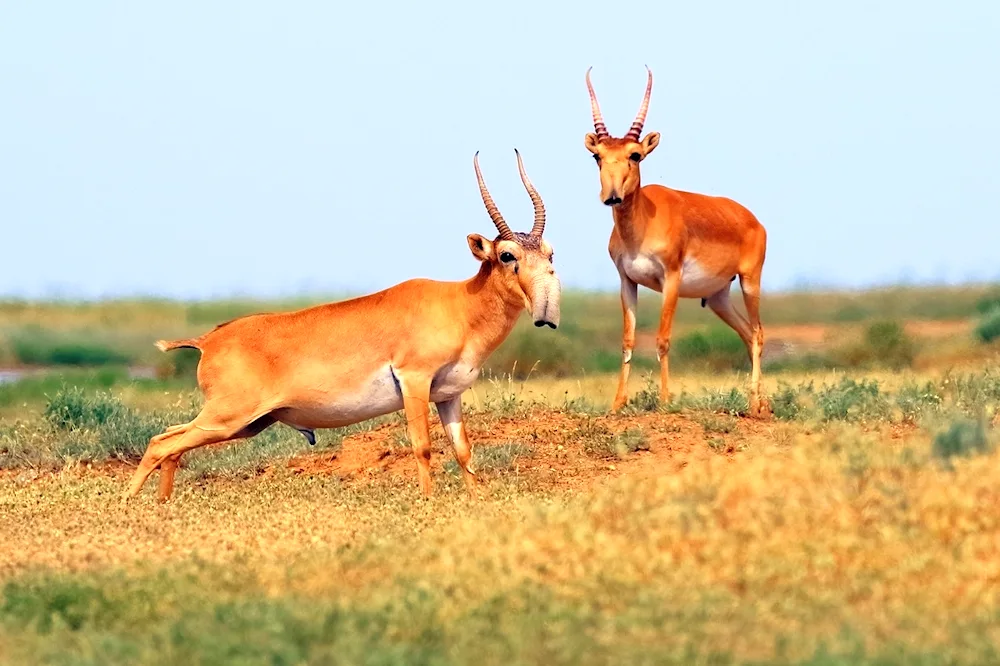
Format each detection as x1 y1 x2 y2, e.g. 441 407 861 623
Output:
771 382 809 421
974 291 1000 315
975 307 1000 344
576 421 647 460
42 387 196 463
932 419 992 462
43 387 123 429
816 378 890 422
895 382 943 424
623 375 661 413
471 441 533 473
863 320 916 370
696 414 737 434
699 388 749 416
942 370 1000 416
833 320 915 371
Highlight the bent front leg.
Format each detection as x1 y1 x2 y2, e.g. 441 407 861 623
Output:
612 275 639 412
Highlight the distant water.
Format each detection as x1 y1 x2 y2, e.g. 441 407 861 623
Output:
0 367 157 385
0 369 27 384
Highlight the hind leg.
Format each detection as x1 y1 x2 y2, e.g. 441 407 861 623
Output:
706 289 754 360
739 269 770 418
123 402 267 502
153 414 276 502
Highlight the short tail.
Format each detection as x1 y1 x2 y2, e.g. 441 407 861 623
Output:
155 338 202 353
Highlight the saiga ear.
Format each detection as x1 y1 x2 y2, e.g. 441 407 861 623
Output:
467 234 494 262
584 133 601 154
641 131 661 156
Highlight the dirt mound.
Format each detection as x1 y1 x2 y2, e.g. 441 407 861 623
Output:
286 408 776 493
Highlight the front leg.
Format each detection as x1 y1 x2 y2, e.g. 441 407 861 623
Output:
436 395 477 494
611 274 639 412
656 271 682 403
398 374 435 496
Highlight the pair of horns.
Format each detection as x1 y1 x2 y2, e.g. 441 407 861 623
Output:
586 66 652 142
473 149 546 241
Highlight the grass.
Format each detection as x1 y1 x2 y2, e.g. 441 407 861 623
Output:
3 287 1000 663
3 415 1000 663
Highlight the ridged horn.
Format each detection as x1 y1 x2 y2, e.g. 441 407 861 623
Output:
585 67 609 139
624 65 653 142
514 149 545 237
473 152 515 241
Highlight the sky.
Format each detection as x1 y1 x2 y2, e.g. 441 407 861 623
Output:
1 1 998 300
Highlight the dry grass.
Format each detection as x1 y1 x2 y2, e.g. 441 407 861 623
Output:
2 291 1000 663
0 367 999 663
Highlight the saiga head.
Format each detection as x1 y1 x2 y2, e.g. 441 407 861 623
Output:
468 150 561 329
583 67 661 207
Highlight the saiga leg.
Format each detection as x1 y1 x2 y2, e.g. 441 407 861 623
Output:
705 289 754 360
656 272 682 403
739 269 771 418
153 414 276 502
122 402 265 502
398 375 435 496
436 396 477 494
611 275 639 412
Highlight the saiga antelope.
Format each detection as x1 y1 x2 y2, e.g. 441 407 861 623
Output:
122 150 561 502
584 67 770 417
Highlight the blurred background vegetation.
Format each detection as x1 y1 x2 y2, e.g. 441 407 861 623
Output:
1 284 999 390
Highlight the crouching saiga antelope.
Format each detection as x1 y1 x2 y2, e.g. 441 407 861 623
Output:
584 67 771 417
123 150 560 502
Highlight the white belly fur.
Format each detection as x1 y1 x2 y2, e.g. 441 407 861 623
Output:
274 361 480 430
623 253 733 298
622 254 663 290
276 365 404 429
430 362 480 403
679 257 734 298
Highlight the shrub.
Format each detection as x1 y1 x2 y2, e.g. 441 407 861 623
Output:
623 375 661 414
932 418 992 462
576 421 647 460
43 387 123 429
895 382 943 424
975 306 1000 344
863 320 916 370
771 382 809 421
42 387 196 463
974 291 1000 315
816 378 890 422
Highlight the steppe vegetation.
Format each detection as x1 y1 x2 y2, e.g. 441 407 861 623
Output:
2 285 1000 664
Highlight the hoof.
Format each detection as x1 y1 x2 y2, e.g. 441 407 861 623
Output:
750 397 773 420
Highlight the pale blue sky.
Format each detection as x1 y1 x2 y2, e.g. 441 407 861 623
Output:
1 1 998 300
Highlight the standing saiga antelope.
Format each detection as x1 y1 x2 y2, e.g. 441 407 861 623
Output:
123 150 560 502
584 67 770 417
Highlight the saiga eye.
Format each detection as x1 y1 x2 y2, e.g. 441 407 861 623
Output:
629 152 641 162
499 251 516 264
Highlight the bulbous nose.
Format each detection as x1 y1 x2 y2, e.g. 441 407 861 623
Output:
603 194 622 206
534 320 558 329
